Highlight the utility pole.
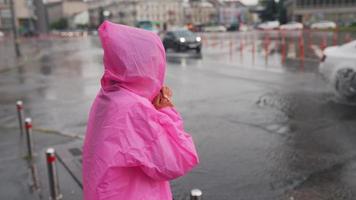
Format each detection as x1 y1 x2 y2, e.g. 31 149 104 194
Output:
9 0 21 57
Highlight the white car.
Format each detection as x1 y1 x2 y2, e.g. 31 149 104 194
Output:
319 40 356 98
279 22 303 30
239 24 249 32
257 21 280 30
203 25 227 32
311 21 337 30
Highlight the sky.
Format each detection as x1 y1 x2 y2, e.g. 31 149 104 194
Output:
240 0 259 5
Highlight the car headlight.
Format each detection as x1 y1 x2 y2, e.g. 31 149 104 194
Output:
179 37 186 43
196 36 201 42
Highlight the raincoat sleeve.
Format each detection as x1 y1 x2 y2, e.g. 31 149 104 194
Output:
125 104 199 181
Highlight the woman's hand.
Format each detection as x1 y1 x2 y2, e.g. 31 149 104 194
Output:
152 86 174 109
161 86 172 99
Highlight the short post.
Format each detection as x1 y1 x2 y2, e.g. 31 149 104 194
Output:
190 188 202 200
46 148 63 200
25 118 34 160
16 100 24 136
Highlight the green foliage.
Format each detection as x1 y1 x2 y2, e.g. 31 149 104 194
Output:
259 0 288 24
278 0 288 24
50 18 68 30
338 26 356 32
259 0 278 22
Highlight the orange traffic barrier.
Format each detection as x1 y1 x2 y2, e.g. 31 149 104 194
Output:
333 29 338 46
264 32 270 56
281 36 286 64
320 33 327 50
298 32 305 61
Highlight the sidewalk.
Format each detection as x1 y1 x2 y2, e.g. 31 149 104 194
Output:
0 126 83 200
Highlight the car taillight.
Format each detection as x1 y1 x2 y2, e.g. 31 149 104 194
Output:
321 55 326 62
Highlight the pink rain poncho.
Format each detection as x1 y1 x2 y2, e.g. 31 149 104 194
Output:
82 21 199 200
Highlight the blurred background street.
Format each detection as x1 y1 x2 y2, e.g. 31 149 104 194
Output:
1 0 356 199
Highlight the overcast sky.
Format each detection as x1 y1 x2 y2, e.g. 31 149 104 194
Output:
240 0 259 5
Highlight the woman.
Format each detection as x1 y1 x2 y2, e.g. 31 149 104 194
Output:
82 21 199 200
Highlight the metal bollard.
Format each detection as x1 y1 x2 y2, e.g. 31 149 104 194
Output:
25 118 34 160
190 188 202 200
16 100 24 136
46 148 63 200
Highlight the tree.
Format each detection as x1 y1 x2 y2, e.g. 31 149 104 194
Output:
259 0 278 22
278 0 288 24
50 18 68 30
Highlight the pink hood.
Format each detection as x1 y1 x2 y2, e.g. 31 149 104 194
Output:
99 20 166 100
82 21 199 200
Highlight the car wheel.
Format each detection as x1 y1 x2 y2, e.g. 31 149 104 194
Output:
196 47 201 54
335 68 356 99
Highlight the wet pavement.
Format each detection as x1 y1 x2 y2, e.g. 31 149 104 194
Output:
0 126 82 200
1 31 356 199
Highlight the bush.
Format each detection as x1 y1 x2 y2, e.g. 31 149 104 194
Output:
50 18 68 30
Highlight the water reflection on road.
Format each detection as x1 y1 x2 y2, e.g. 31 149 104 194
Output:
1 32 356 199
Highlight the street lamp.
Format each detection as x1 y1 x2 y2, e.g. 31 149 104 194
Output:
9 0 21 57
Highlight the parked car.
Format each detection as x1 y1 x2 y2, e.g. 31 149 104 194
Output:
311 21 337 30
319 40 356 99
22 30 38 37
162 30 202 53
239 24 249 32
136 20 159 34
279 22 304 30
257 21 280 30
227 23 239 31
203 25 227 32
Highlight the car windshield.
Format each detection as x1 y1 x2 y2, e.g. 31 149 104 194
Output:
174 31 195 38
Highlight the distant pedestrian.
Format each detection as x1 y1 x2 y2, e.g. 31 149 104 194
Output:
82 20 199 200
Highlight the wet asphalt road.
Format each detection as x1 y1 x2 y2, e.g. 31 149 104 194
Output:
1 33 356 199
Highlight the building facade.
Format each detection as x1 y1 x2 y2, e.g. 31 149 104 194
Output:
88 0 183 28
0 0 36 32
183 1 217 25
61 0 88 17
289 0 356 25
136 0 183 26
0 0 11 31
218 0 249 26
45 1 63 26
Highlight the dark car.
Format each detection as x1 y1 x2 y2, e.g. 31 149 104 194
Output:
163 30 202 53
22 30 39 37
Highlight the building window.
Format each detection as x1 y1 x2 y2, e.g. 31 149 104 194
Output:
1 17 11 29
